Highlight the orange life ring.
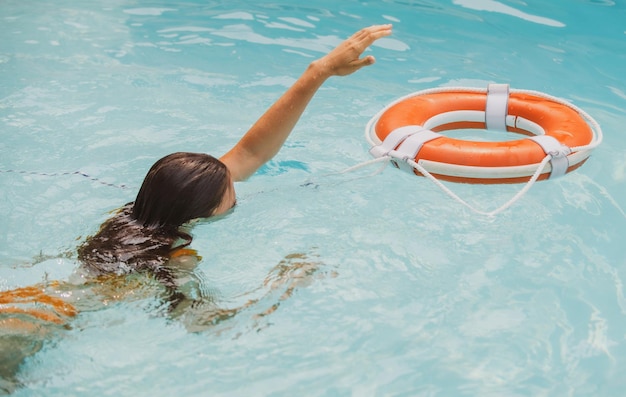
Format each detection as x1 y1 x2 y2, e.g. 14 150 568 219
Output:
366 85 601 184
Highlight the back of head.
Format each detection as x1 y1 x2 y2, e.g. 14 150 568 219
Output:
132 152 230 228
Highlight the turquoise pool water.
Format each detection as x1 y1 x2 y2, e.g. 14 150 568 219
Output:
1 0 625 395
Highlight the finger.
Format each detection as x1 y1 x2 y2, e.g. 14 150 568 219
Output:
357 24 393 35
368 24 393 35
358 24 393 40
361 55 376 65
352 24 392 51
351 55 376 70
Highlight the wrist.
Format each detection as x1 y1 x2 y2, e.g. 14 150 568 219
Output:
307 59 333 82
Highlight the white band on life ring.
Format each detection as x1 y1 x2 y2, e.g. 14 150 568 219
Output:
389 129 442 172
529 135 571 178
369 125 423 158
485 83 510 132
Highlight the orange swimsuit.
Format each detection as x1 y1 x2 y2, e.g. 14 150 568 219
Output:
0 283 78 332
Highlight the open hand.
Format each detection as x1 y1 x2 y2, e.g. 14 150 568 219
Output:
317 24 393 77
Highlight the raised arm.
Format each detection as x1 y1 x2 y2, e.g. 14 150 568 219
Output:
219 24 393 182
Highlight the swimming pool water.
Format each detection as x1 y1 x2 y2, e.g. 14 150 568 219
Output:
1 0 626 395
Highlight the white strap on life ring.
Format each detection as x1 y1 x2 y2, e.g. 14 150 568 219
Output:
389 129 442 173
485 83 509 131
368 125 422 158
369 125 443 173
528 135 572 178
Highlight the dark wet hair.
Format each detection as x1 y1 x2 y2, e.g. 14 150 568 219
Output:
133 152 230 228
77 152 230 284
